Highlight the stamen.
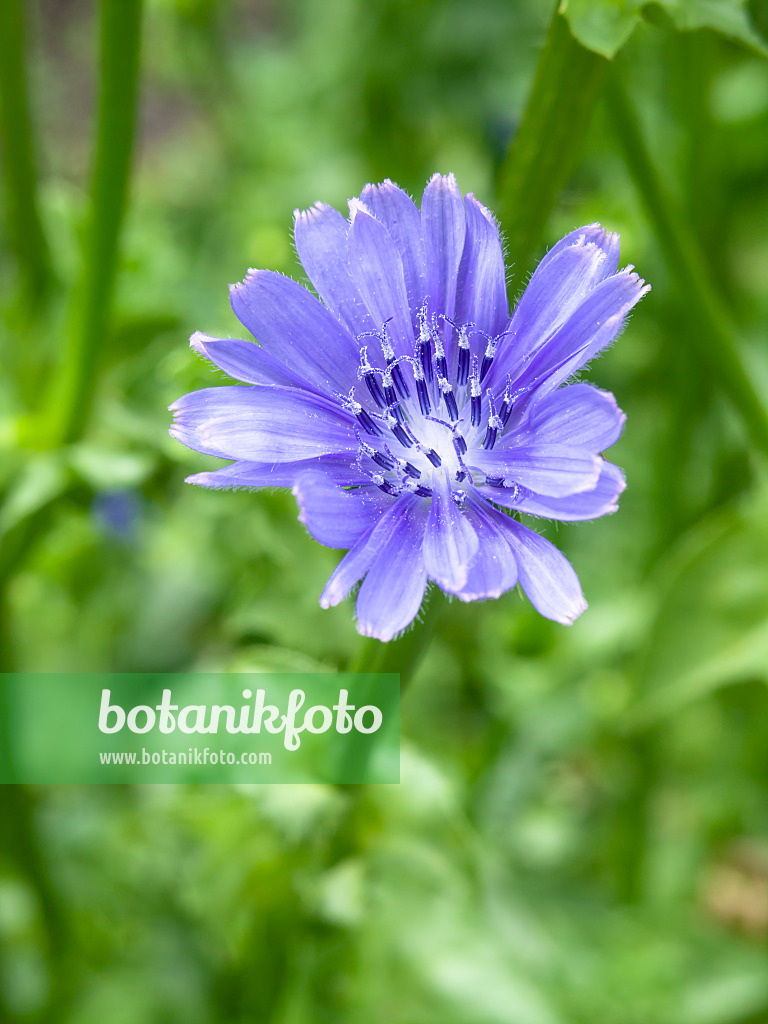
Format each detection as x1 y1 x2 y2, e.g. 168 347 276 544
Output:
498 376 516 427
432 328 448 381
399 460 422 480
358 347 387 408
479 333 498 382
415 485 433 498
378 480 402 497
417 442 442 467
437 374 458 421
389 414 415 448
485 475 504 487
417 306 434 383
469 357 482 427
388 355 411 400
357 436 395 470
482 392 503 450
339 389 382 436
453 433 467 456
452 490 467 507
479 325 513 382
445 317 473 386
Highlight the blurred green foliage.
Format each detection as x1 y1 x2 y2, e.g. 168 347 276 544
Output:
3 0 768 1021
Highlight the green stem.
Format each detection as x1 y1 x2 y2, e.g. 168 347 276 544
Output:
605 72 768 457
54 0 144 444
347 590 443 692
497 7 608 288
0 0 53 302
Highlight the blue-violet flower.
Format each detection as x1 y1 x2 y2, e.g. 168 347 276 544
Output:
170 174 649 641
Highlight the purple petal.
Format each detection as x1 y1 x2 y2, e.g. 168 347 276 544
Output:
536 223 620 281
169 386 355 461
501 518 587 625
421 172 466 325
355 497 429 641
319 495 423 614
185 456 367 491
468 444 602 497
423 469 479 592
293 202 376 338
518 269 650 399
453 497 518 602
454 194 509 340
347 200 414 359
229 270 360 394
190 332 313 390
488 239 617 391
510 461 626 521
293 472 394 549
359 180 427 330
517 383 626 452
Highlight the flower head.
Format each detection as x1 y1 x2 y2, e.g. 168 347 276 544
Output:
170 174 649 641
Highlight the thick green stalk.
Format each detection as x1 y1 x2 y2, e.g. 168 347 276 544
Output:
0 0 52 302
497 9 608 288
54 0 144 444
606 75 768 457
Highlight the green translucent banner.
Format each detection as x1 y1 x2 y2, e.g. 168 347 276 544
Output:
0 673 400 784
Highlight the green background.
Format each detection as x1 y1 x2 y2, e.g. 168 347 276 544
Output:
3 0 768 1021
1 673 400 784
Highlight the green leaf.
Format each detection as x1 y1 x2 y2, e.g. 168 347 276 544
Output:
630 485 768 727
559 0 643 58
66 443 155 490
0 453 68 539
561 0 768 58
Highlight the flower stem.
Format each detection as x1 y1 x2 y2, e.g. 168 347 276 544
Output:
605 72 768 457
0 0 53 303
53 0 144 445
497 7 608 288
347 591 443 693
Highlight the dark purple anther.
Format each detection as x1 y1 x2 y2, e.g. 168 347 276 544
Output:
378 479 402 496
389 359 410 400
416 377 431 416
457 343 470 386
482 425 497 450
392 422 414 448
424 447 442 467
453 433 467 456
415 485 433 498
357 410 381 435
443 388 458 421
364 370 386 408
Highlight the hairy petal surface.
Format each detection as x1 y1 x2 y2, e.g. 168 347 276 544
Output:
454 194 509 341
519 268 650 399
191 332 312 391
510 461 626 521
186 456 366 491
422 172 466 327
517 382 626 452
501 518 587 624
230 270 360 394
355 497 429 641
423 469 479 592
348 200 413 358
469 444 602 497
454 497 518 602
293 472 393 549
360 180 427 329
169 386 356 461
293 202 376 338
